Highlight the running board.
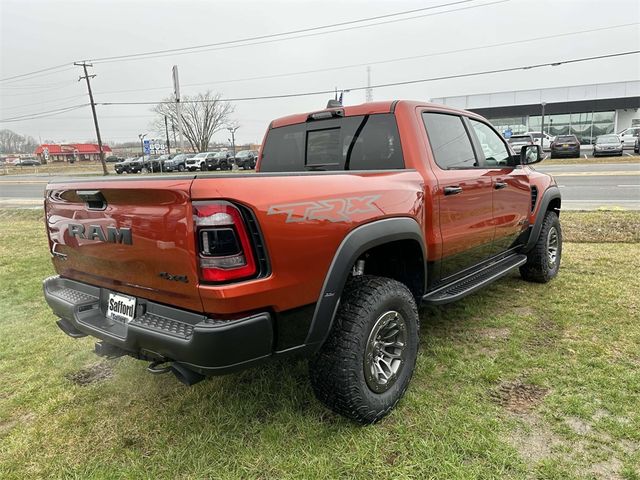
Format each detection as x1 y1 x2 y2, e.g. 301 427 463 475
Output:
422 254 527 305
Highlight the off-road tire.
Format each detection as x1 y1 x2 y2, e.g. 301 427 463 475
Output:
309 275 419 424
520 210 562 283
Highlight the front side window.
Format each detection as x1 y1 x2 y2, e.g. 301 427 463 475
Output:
469 119 511 167
422 112 477 169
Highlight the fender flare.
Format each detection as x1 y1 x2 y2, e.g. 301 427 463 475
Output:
304 217 426 350
524 185 561 252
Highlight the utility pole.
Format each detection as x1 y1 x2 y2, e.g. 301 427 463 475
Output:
540 101 547 150
365 66 373 103
164 115 171 154
75 62 108 175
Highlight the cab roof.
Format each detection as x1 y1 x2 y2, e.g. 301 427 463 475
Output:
269 100 479 129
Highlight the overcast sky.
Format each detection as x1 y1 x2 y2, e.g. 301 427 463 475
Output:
1 0 639 146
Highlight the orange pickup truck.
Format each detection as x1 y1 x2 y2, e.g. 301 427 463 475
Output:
43 100 561 424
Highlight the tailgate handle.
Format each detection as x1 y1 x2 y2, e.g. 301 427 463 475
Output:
77 190 107 210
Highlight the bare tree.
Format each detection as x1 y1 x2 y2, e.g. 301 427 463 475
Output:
0 129 38 154
151 91 234 153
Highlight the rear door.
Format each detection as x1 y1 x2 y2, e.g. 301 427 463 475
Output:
467 119 530 254
422 112 496 281
45 177 203 312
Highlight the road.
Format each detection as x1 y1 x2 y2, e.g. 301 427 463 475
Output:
0 163 638 210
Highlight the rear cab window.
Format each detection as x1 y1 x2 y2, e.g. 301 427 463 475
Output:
260 113 404 172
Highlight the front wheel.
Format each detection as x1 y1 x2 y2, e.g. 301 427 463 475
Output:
520 210 562 283
142 167 150 174
309 275 419 424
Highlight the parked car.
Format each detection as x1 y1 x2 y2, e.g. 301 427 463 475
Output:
43 99 560 425
617 126 640 149
550 134 581 158
234 150 259 170
114 157 142 174
507 134 535 153
142 154 174 173
592 134 623 157
163 153 194 172
635 137 639 154
526 131 554 150
185 152 215 171
17 158 41 166
205 151 234 171
106 156 123 163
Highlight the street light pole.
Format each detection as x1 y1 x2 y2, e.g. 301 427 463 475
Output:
138 133 147 157
227 126 239 156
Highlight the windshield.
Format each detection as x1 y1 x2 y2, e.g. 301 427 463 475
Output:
556 136 577 142
597 135 620 143
236 151 249 157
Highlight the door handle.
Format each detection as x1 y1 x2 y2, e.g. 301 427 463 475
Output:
443 186 463 196
494 182 507 190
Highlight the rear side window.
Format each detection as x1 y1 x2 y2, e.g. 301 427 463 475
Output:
260 113 404 172
422 112 477 169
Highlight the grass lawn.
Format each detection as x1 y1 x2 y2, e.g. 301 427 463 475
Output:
0 210 638 479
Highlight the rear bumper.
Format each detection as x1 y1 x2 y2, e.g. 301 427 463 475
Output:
43 275 274 375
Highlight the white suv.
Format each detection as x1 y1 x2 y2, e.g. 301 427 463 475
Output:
617 127 640 149
185 152 216 171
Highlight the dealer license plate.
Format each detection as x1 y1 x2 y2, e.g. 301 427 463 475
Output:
106 292 136 323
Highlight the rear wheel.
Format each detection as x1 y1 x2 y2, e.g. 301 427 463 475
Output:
520 210 562 283
178 164 185 172
309 275 419 424
142 166 150 174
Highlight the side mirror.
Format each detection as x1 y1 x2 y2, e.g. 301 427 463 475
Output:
520 144 543 164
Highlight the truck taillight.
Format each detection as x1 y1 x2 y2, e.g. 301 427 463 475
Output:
193 201 256 282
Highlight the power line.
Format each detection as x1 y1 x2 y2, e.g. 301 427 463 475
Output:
0 65 74 84
92 1 509 65
91 22 637 98
0 104 88 122
0 1 496 86
1 93 88 112
86 0 483 64
95 50 640 106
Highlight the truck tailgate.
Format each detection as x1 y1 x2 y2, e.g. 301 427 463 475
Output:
45 176 203 312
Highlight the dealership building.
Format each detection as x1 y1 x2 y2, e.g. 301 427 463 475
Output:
431 80 640 144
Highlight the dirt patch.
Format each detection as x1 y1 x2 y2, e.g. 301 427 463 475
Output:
66 362 114 386
507 413 564 464
590 457 623 480
513 306 535 317
565 416 592 435
491 380 549 414
0 413 36 436
561 211 640 243
475 327 511 340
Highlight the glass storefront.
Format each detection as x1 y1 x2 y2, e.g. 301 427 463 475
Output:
491 110 616 145
486 116 528 135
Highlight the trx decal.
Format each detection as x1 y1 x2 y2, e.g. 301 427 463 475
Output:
267 194 381 223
